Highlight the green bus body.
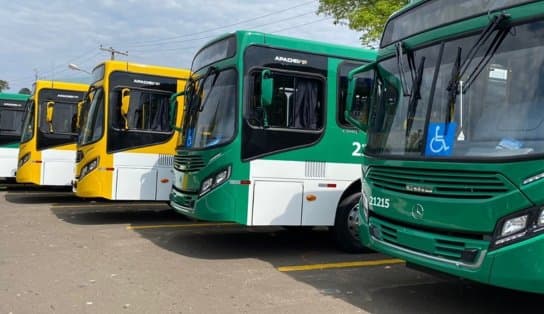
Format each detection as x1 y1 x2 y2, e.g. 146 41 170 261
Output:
0 93 29 178
170 31 376 252
349 0 544 292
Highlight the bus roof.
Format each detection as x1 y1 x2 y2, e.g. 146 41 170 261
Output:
33 80 89 92
381 0 537 48
0 92 30 101
197 30 376 62
91 60 191 79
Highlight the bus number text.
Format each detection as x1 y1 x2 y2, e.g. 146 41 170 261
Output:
369 196 390 209
352 142 366 157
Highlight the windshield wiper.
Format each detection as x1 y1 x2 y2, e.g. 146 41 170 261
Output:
405 56 426 138
192 66 217 112
445 46 462 124
395 42 416 97
461 13 511 92
444 13 511 125
198 67 219 112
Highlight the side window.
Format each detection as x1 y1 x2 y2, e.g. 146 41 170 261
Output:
349 75 374 127
52 103 78 134
247 70 324 130
39 101 78 134
242 68 325 161
337 61 364 128
0 105 25 135
112 90 172 133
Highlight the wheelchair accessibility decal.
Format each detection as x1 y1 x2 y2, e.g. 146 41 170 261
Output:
425 122 457 157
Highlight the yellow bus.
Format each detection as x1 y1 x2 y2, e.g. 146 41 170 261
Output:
73 60 190 200
16 80 89 186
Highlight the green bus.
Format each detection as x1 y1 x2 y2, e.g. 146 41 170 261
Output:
0 92 29 180
170 30 376 252
348 0 544 292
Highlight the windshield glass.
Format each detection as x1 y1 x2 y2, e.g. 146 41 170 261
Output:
179 68 237 149
367 19 544 160
0 100 26 136
79 88 104 145
382 0 534 47
20 99 35 143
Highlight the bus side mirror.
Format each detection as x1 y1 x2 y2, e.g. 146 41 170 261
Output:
121 88 131 129
76 100 84 129
346 63 376 132
46 101 55 133
260 69 274 107
169 90 185 132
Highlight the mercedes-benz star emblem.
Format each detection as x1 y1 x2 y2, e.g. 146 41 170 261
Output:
411 204 424 219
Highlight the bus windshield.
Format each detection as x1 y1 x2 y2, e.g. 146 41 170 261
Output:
365 18 544 160
0 101 25 136
20 99 35 143
79 88 104 146
179 68 236 149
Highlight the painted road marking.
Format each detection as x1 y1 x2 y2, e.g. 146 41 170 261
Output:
51 203 169 208
126 222 236 230
277 258 404 272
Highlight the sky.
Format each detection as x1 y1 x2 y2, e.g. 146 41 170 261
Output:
0 0 363 92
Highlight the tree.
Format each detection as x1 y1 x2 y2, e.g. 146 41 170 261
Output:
318 0 409 46
0 80 9 92
18 88 31 95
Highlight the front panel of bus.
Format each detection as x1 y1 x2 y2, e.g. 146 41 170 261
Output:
170 33 373 226
0 94 28 178
75 65 185 200
355 0 544 293
17 87 85 185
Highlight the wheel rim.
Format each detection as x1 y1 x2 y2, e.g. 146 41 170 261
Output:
347 203 360 241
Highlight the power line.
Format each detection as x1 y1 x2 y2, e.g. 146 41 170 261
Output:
99 45 128 60
123 0 314 47
129 11 316 53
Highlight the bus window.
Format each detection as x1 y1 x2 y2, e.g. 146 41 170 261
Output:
243 69 325 160
112 90 171 133
248 70 324 130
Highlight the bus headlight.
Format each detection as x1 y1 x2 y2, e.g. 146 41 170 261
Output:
79 158 99 180
18 153 30 168
492 207 544 249
539 208 544 226
200 166 231 196
500 215 527 237
214 168 230 185
200 178 214 195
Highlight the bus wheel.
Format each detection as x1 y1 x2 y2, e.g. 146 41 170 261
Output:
332 192 367 253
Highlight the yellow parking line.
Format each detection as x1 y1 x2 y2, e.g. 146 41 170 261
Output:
277 258 404 272
52 203 169 208
126 222 236 230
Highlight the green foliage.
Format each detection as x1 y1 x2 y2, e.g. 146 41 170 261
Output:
318 0 409 46
18 88 31 95
0 80 9 92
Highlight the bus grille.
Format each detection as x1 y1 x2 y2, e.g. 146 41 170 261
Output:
173 155 206 172
158 154 173 167
366 166 509 199
371 217 488 264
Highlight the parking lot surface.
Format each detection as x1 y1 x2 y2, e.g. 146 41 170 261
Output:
1 187 542 313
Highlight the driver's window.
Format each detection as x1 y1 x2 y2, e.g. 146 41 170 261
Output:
113 90 172 132
247 70 324 131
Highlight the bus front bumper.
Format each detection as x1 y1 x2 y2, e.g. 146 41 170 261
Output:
169 183 239 222
361 216 544 294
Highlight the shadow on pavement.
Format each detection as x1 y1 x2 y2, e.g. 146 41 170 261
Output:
130 223 544 313
51 206 185 226
42 196 544 313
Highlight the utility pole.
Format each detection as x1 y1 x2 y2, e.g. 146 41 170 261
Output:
99 45 128 60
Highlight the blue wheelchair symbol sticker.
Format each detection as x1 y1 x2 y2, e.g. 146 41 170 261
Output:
425 122 457 157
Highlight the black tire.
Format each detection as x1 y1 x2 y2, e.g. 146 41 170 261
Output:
332 192 368 253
